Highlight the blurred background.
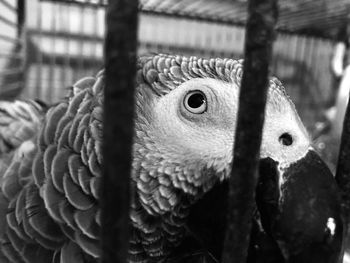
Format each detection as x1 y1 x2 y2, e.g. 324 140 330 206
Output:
0 0 349 170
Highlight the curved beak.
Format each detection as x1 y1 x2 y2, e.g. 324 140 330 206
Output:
257 150 344 263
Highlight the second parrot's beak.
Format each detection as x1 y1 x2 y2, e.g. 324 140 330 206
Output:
257 150 344 263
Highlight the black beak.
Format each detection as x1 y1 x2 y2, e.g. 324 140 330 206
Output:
257 150 344 263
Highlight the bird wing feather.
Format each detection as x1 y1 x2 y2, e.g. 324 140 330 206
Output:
0 100 45 155
0 72 104 263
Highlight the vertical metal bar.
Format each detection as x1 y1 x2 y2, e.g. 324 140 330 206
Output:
17 0 25 37
335 12 350 254
335 88 350 263
48 2 57 103
64 3 72 86
222 0 278 262
17 0 26 95
59 3 66 91
101 1 138 263
36 2 43 99
336 96 350 220
92 4 99 74
78 3 86 77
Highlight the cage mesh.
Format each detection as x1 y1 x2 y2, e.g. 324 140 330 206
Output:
0 0 25 99
43 0 350 39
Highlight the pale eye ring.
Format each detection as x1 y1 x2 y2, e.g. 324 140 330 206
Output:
183 90 207 114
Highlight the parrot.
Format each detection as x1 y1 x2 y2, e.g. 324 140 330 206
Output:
0 54 344 263
0 99 48 176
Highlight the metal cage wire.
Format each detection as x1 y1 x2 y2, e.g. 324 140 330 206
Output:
0 0 25 99
43 0 350 39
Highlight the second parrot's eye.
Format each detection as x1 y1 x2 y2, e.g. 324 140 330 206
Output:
183 90 207 114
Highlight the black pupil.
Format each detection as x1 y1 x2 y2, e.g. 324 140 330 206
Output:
188 93 205 108
279 133 293 146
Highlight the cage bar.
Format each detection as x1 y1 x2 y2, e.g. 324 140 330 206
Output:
221 0 278 262
101 1 139 263
0 34 22 44
17 0 25 37
40 0 107 8
0 0 17 11
335 85 350 263
336 100 350 221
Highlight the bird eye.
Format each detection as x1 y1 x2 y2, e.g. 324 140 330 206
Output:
183 90 207 114
279 132 293 146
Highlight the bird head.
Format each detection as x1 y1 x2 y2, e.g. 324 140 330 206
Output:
133 54 343 262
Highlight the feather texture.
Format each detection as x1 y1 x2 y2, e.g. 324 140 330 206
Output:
0 100 46 155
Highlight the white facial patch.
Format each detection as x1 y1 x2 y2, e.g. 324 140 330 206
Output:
326 217 336 237
260 88 311 166
276 163 289 203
